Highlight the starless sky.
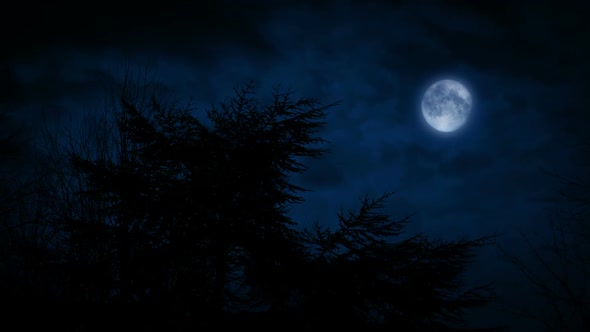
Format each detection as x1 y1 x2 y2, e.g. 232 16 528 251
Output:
1 1 588 330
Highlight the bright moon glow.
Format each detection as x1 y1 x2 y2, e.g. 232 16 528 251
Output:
421 79 472 133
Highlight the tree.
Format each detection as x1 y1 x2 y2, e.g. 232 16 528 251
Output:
0 107 65 329
0 108 28 222
501 142 590 332
240 192 501 331
32 73 500 331
41 77 334 327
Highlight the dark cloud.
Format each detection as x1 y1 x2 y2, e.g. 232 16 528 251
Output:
439 152 495 177
1 1 275 62
378 141 402 165
10 55 115 103
0 66 27 106
403 142 445 166
298 157 346 189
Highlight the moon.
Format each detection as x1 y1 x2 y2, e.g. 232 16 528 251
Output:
421 79 472 132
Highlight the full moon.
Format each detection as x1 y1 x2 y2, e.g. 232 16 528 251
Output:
421 79 472 132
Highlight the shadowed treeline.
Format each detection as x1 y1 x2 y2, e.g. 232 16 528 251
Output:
500 138 590 331
0 76 503 331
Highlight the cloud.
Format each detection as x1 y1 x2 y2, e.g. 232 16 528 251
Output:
2 0 583 238
438 152 495 177
297 157 346 189
0 67 27 106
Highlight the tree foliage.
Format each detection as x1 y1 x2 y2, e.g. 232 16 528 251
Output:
1 77 499 331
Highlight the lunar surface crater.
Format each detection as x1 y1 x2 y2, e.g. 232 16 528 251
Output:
421 79 472 133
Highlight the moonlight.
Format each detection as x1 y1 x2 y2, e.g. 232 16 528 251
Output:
421 79 472 133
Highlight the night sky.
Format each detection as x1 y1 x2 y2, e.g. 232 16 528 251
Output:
2 1 588 330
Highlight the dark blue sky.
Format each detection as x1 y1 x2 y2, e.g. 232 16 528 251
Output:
1 1 588 330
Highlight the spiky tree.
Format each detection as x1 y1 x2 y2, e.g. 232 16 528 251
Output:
41 75 499 331
54 78 335 326
245 192 502 331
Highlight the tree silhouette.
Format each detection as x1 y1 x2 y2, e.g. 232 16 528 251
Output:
241 192 501 331
0 108 65 328
502 141 590 332
38 78 336 328
2 74 503 331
